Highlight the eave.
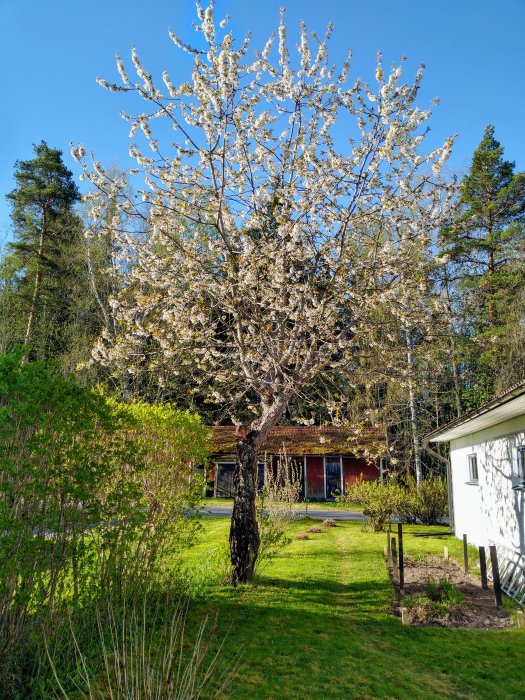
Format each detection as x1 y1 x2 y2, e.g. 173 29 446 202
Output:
426 380 525 443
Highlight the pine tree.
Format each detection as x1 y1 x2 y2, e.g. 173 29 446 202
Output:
0 142 104 368
441 125 525 405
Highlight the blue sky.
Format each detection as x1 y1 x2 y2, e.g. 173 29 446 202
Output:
1 0 523 243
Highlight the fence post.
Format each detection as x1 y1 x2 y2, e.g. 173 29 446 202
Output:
479 546 488 590
391 536 399 585
463 534 469 574
387 523 392 564
489 545 503 607
444 546 449 562
397 523 404 591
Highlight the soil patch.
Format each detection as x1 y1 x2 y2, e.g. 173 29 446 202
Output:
390 555 514 629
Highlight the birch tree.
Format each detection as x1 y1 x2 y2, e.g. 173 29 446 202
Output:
73 2 455 583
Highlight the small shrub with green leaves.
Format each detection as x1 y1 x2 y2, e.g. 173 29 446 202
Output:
338 478 405 531
425 579 465 606
338 474 448 530
414 475 449 525
395 474 449 525
404 578 465 621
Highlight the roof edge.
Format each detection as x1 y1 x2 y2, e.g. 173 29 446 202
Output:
425 380 525 442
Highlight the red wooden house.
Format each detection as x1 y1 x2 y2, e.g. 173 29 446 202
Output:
209 425 385 500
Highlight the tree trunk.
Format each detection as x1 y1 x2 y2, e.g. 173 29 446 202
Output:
405 328 423 487
487 246 496 327
229 429 261 584
229 398 288 584
24 207 47 355
449 336 462 417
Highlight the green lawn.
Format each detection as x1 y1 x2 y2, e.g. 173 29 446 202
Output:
183 518 524 700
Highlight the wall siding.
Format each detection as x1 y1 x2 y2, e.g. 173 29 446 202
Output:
449 415 525 555
342 457 378 491
306 456 325 499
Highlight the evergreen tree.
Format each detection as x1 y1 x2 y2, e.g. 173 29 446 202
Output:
441 125 525 405
0 142 109 372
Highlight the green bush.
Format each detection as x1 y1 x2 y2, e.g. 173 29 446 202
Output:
0 349 210 697
337 479 406 531
413 475 449 525
337 474 449 531
404 578 465 620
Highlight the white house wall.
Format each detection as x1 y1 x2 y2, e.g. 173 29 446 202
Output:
450 415 525 555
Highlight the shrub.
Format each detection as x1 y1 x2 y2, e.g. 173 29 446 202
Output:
0 350 211 696
323 518 337 528
338 474 449 530
404 578 465 621
307 526 323 533
413 475 449 525
338 479 405 531
255 451 302 572
296 533 309 540
395 474 448 525
100 402 212 590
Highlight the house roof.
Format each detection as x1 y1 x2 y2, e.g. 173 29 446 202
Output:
426 380 525 443
210 425 385 457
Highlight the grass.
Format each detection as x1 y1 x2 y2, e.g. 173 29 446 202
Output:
181 518 525 700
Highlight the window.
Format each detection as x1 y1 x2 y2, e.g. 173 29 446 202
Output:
325 457 342 499
517 447 525 481
467 454 478 483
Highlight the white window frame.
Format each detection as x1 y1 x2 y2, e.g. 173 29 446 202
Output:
303 455 307 499
467 453 478 484
517 446 525 482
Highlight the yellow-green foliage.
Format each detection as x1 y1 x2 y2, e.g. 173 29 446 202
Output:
0 348 210 685
338 475 448 530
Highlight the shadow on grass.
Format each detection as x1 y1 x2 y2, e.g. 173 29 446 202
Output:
252 574 392 617
187 582 525 700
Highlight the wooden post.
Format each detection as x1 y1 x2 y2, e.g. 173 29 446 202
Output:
463 534 469 574
517 610 524 628
391 536 399 585
489 545 503 607
386 523 392 564
444 546 449 562
479 546 488 589
397 523 404 591
400 607 409 625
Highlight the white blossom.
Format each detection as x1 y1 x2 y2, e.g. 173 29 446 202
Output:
78 1 456 436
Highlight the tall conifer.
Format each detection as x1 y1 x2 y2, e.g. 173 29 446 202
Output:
441 126 525 404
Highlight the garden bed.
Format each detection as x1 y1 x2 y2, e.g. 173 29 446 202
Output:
392 555 514 629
